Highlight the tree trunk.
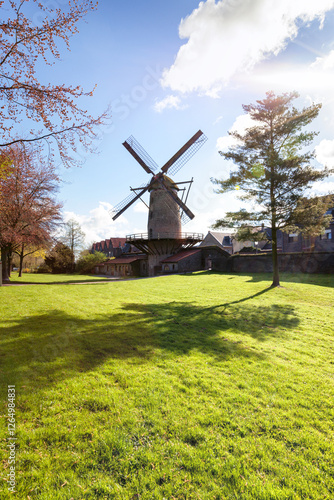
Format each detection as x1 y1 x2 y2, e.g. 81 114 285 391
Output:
1 247 10 283
18 243 24 277
269 126 280 288
7 252 12 278
19 252 24 277
271 226 280 287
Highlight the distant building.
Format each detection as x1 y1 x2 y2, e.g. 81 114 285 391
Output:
200 229 279 254
200 231 233 253
91 237 139 258
161 249 202 274
282 207 334 252
160 246 230 274
91 205 334 277
94 255 147 277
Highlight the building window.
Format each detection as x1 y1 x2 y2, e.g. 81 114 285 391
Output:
321 230 332 240
288 233 298 243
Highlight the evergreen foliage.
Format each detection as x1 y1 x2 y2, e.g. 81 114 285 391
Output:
212 91 334 286
44 242 74 274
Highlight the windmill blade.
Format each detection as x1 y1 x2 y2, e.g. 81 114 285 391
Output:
161 130 207 176
158 178 195 220
160 191 193 225
180 211 192 225
123 136 159 174
110 182 151 221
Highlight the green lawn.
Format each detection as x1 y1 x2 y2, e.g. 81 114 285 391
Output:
7 272 121 284
0 272 333 499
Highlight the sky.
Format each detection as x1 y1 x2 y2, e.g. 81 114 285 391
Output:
27 0 334 245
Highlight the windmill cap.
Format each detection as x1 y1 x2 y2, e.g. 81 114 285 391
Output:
149 174 179 191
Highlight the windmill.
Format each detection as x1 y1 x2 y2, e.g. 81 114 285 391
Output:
111 130 207 276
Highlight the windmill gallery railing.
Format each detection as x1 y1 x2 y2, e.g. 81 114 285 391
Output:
126 232 204 242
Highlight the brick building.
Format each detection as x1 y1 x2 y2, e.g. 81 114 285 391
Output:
282 207 334 252
94 255 147 277
91 237 139 258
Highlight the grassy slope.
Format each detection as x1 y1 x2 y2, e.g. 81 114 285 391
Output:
0 272 333 499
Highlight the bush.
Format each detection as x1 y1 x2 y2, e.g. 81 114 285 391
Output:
237 246 257 253
75 251 108 274
44 242 74 273
36 263 52 274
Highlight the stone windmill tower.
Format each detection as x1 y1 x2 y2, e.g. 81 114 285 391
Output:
111 130 207 276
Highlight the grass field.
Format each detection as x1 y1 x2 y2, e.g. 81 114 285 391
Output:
7 272 122 285
0 272 333 499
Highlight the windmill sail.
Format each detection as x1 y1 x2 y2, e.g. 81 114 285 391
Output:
123 136 159 174
159 188 193 226
112 130 207 225
110 182 151 220
161 130 207 176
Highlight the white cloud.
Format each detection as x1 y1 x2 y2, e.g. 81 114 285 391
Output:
315 139 334 167
154 94 187 112
216 113 260 151
311 49 334 71
64 202 130 246
213 115 223 126
309 180 334 194
161 0 334 95
245 58 334 98
133 201 149 213
186 190 247 233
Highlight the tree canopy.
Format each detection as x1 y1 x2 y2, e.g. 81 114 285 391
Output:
212 91 334 287
0 0 109 168
61 219 85 257
76 250 107 274
44 242 74 274
0 144 62 281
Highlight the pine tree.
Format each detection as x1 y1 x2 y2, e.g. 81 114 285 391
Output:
212 91 334 287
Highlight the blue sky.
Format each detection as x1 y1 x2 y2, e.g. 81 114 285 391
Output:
35 0 334 245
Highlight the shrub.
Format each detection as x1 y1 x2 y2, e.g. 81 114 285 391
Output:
75 251 108 274
44 242 74 274
36 263 52 274
237 246 257 253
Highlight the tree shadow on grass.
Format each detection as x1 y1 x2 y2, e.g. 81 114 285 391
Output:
8 278 115 285
187 270 334 289
240 272 334 288
0 298 299 389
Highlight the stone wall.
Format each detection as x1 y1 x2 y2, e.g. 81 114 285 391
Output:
178 251 203 273
200 246 230 272
231 251 334 274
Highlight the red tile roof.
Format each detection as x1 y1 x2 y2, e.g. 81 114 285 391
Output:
161 249 201 263
97 256 146 266
92 237 127 249
109 238 126 247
